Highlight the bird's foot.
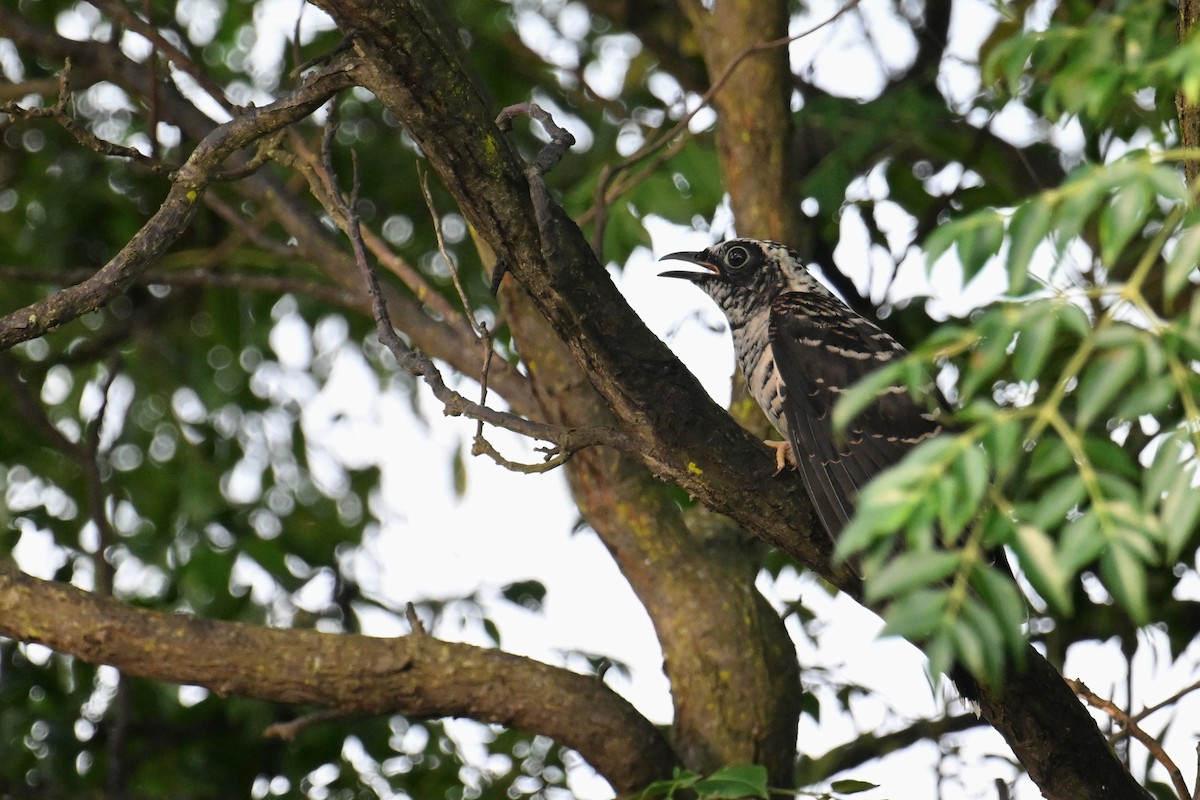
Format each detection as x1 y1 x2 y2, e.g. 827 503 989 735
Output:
767 439 796 475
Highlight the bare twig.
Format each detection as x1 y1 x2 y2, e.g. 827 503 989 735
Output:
202 194 297 258
491 101 577 290
0 265 363 311
213 130 287 181
418 169 484 336
405 602 427 636
0 353 119 597
283 127 464 324
0 77 60 104
86 359 121 598
264 710 357 740
417 168 506 462
1130 678 1200 725
310 126 637 471
1 59 175 174
495 101 577 177
1068 678 1191 800
0 57 357 351
1194 743 1200 800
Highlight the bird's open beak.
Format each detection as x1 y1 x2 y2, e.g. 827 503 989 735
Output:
658 250 719 281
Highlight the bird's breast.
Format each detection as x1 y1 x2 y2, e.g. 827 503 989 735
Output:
730 317 789 438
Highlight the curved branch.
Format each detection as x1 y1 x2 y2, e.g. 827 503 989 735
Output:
0 566 677 794
796 713 986 786
0 59 357 351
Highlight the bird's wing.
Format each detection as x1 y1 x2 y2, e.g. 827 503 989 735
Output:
769 292 942 543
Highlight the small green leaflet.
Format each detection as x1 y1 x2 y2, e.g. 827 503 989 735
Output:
830 778 880 794
692 764 769 800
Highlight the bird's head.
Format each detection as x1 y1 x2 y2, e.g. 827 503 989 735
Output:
658 239 817 310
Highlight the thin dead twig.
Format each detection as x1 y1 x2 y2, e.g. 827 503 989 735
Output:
1 59 176 174
1130 677 1200 725
492 101 576 292
0 265 363 311
283 125 463 325
264 710 358 741
1067 678 1191 800
405 602 427 636
311 121 635 472
417 168 507 468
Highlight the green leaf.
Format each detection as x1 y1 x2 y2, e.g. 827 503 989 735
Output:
1161 461 1200 562
1075 346 1142 428
1057 302 1093 339
925 630 956 692
1058 511 1105 573
1099 542 1149 625
451 443 468 498
1027 436 1073 482
837 439 960 559
1012 310 1058 382
832 361 908 436
960 310 1015 401
1006 197 1054 292
956 601 1004 687
1114 378 1175 420
1053 162 1112 243
501 580 547 611
639 770 700 800
837 478 924 559
971 564 1029 662
830 779 879 795
880 588 949 641
1031 473 1086 530
1144 429 1188 506
1166 223 1200 302
1012 523 1073 614
694 764 769 800
1099 181 1153 265
1146 164 1190 203
983 415 1023 477
957 211 1007 279
958 444 990 513
1084 435 1140 480
866 551 961 603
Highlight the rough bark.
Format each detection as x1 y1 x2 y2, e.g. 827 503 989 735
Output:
0 566 676 794
1179 0 1200 187
677 0 801 243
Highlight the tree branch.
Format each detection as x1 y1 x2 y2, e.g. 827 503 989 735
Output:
1068 679 1191 800
0 565 676 794
795 713 986 786
0 58 357 351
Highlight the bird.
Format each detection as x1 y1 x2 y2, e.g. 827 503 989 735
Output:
659 238 944 548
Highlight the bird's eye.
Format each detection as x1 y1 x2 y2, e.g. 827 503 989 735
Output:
725 246 750 269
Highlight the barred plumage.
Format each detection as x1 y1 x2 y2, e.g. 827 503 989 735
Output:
660 238 941 545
